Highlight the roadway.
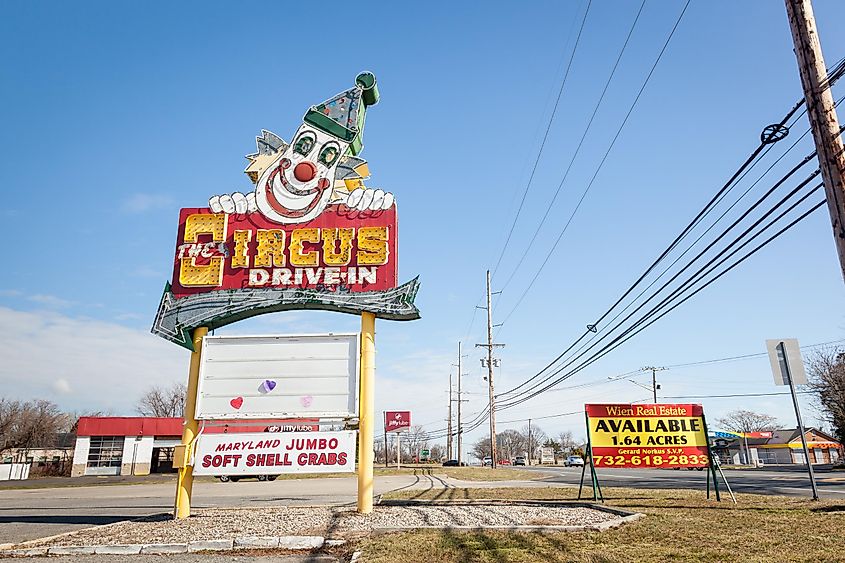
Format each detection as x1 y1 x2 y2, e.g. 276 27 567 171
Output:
1 466 843 546
515 463 845 497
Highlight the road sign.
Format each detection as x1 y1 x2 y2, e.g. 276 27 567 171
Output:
192 430 356 475
766 339 808 385
384 411 411 432
540 447 554 464
195 333 360 419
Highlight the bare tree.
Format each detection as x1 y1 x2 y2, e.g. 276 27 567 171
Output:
497 429 524 461
0 399 65 457
716 409 779 433
558 430 577 455
136 383 187 418
520 424 547 462
807 348 845 444
429 443 445 462
471 437 491 461
392 425 431 462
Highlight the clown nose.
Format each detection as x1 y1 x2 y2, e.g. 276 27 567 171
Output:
294 161 317 182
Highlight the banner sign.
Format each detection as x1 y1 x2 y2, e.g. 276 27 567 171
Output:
585 403 710 469
192 430 356 475
385 411 410 432
151 72 420 351
195 334 359 420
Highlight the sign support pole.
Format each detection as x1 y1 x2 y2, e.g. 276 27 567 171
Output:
777 342 819 499
383 412 388 468
700 412 721 502
357 312 376 514
174 326 207 520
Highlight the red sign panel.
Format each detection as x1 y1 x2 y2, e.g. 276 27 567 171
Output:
585 403 710 469
171 206 397 298
384 411 411 432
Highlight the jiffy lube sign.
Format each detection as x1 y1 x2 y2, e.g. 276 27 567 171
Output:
151 72 420 351
192 431 356 475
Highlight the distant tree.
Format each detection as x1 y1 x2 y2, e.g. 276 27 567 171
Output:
0 399 65 457
497 429 524 461
429 443 445 462
558 430 578 455
520 424 547 461
136 383 187 418
716 409 779 433
807 348 845 444
403 425 430 461
471 437 491 461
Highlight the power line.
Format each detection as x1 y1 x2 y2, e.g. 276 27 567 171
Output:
495 0 693 332
499 197 827 410
497 0 648 292
490 0 593 280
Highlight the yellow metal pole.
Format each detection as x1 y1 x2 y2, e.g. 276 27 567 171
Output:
174 326 208 519
357 312 376 513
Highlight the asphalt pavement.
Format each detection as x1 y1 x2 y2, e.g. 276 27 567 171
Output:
1 466 843 547
516 464 845 497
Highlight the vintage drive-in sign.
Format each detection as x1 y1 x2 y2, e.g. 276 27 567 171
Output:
585 403 711 469
192 431 356 475
152 72 420 350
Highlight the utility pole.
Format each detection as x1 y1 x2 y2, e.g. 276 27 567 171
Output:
447 371 453 460
641 366 666 403
457 342 463 465
527 418 532 466
785 0 845 283
476 270 504 469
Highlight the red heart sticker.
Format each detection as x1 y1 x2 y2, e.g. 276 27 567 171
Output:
230 397 244 409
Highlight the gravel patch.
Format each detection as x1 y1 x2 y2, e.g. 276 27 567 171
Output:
19 504 620 548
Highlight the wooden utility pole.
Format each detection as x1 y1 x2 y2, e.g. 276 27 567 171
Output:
457 341 463 465
785 0 845 283
447 371 453 460
477 270 504 469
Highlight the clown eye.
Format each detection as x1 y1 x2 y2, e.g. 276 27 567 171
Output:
294 133 316 156
318 143 340 166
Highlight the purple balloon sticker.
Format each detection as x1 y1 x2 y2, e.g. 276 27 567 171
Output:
300 395 313 408
259 380 277 394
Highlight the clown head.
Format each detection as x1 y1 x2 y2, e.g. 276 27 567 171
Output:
208 73 390 222
254 124 350 224
254 72 379 224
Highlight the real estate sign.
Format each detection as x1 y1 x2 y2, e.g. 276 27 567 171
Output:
192 431 356 475
585 403 710 469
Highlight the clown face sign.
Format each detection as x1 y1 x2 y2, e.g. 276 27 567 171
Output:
152 72 419 350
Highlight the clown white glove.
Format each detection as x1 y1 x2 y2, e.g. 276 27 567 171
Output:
345 188 394 211
209 192 257 214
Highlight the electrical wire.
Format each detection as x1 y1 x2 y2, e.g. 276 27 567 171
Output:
490 0 593 280
496 0 648 292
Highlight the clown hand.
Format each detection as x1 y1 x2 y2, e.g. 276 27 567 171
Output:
209 192 257 214
345 188 394 211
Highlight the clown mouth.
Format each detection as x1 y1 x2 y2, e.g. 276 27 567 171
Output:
263 165 331 219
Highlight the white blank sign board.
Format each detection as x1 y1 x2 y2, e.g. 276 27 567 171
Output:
195 333 359 419
765 338 808 386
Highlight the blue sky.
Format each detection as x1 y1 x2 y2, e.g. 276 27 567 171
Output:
1 1 844 455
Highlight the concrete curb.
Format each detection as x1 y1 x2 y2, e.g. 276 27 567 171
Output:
0 536 337 557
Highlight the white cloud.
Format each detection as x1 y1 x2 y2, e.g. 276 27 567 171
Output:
53 378 72 394
28 294 73 308
121 193 174 213
0 306 186 414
